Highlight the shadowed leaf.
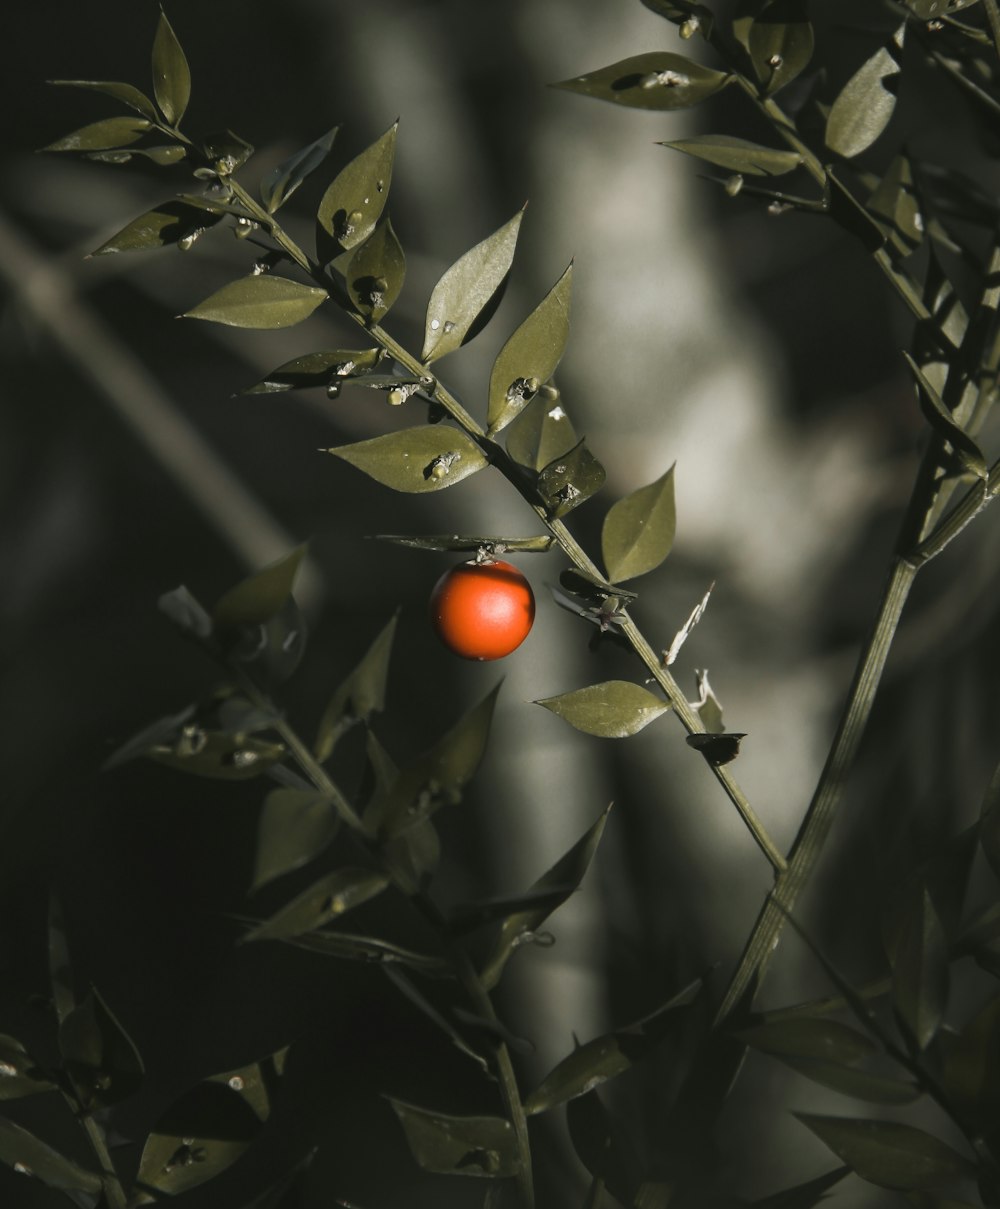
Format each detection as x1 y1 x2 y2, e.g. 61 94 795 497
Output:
780 1055 920 1104
346 217 406 322
825 25 905 159
375 534 555 553
0 1035 57 1101
47 78 158 119
59 987 144 1111
288 930 449 973
92 199 224 255
214 546 305 629
183 276 328 329
662 134 802 176
567 1091 638 1206
602 466 676 582
736 1017 877 1063
151 10 191 126
388 1099 521 1178
941 991 1000 1124
244 868 390 941
903 353 987 479
884 882 950 1050
553 53 731 110
252 789 338 891
0 1118 101 1197
537 681 670 738
537 440 606 517
316 122 397 257
640 0 714 37
43 116 152 152
315 613 398 761
746 0 814 96
149 730 286 780
752 1167 850 1208
261 126 338 213
243 348 380 394
506 391 578 472
326 426 487 493
422 210 524 362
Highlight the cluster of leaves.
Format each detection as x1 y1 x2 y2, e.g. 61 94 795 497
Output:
21 1 1000 1207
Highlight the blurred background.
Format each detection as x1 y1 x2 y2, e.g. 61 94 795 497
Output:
3 0 1000 1205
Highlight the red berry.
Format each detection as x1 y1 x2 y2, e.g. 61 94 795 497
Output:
429 559 535 661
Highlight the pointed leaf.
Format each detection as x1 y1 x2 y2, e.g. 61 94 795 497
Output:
601 466 676 583
149 730 285 780
59 987 144 1111
261 126 338 213
0 1035 57 1101
244 868 390 942
552 53 732 111
326 426 487 493
941 991 1000 1122
903 353 988 480
252 789 338 891
779 1056 921 1104
375 533 555 554
640 0 714 37
43 116 152 152
346 217 405 322
662 134 802 177
388 1099 520 1178
422 210 524 362
48 894 75 1027
868 155 924 256
752 1167 850 1209
796 1115 972 1192
735 1017 877 1063
566 1091 637 1205
243 347 381 394
480 807 610 990
747 0 814 96
0 1118 102 1196
183 276 328 329
825 25 905 159
487 263 573 434
828 169 886 253
316 122 397 256
536 682 670 738
506 391 578 472
288 929 448 973
314 613 398 761
48 78 158 119
382 967 489 1073
151 10 191 125
92 200 224 255
537 439 606 517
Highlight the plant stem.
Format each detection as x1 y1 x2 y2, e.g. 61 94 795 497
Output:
79 1111 127 1209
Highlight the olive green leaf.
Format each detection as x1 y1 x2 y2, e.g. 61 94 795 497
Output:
941 991 1000 1122
288 930 449 973
884 882 949 1050
567 1091 637 1206
480 806 610 990
132 1050 285 1202
151 10 191 126
59 987 144 1112
213 546 306 629
640 0 714 38
524 980 701 1115
244 348 381 394
377 684 501 837
506 391 578 472
868 156 924 256
314 612 398 761
0 1118 102 1197
601 465 676 583
325 426 488 493
47 78 158 120
183 275 328 329
260 126 338 213
422 209 525 363
346 217 406 322
149 730 286 780
388 1099 521 1178
537 682 671 737
200 128 255 174
43 115 152 152
795 1115 973 1192
745 0 814 96
751 1167 850 1208
244 868 390 942
779 1057 921 1105
375 534 555 553
488 263 573 434
251 789 338 891
903 353 988 480
825 24 906 159
551 53 732 112
0 1035 56 1101
538 440 606 517
827 169 886 254
316 121 397 257
91 199 224 255
736 1017 878 1063
662 134 802 176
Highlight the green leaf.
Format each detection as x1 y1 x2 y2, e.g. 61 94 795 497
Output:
326 426 488 493
827 168 886 254
537 439 607 517
551 53 732 111
751 1167 850 1209
884 882 950 1050
59 987 144 1111
487 263 573 434
151 10 190 125
480 806 610 990
662 134 802 177
149 730 286 780
0 1035 57 1101
0 1118 102 1196
287 929 449 973
183 275 328 329
601 466 676 583
48 78 158 120
43 115 152 152
314 613 398 761
505 391 578 472
252 789 338 891
536 682 670 738
422 210 524 363
746 0 814 96
244 868 390 942
377 684 501 837
825 24 905 159
200 128 255 174
903 353 988 479
524 980 700 1114
243 347 381 394
795 1115 972 1192
213 546 305 630
736 1017 877 1063
316 121 397 257
868 155 924 256
566 1092 637 1206
346 216 406 322
941 991 1000 1122
261 126 338 213
639 0 714 38
779 1056 921 1104
133 1051 284 1202
375 534 555 554
388 1098 521 1178
91 199 224 255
